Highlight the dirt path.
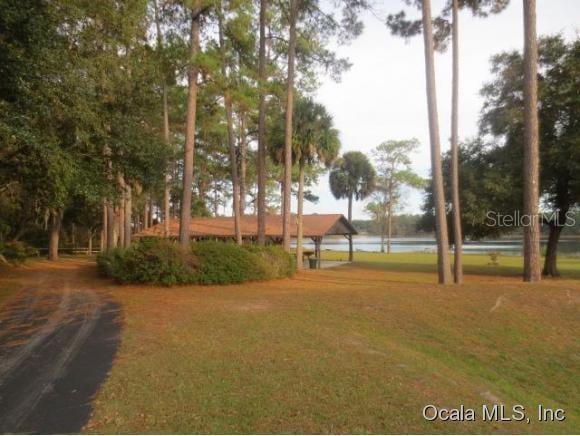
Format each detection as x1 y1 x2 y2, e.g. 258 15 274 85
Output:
0 259 121 434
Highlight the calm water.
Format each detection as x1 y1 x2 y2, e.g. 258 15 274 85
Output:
293 235 580 256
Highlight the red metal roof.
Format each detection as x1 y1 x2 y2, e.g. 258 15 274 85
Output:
135 214 357 239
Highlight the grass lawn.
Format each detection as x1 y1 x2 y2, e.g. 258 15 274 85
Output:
84 252 580 434
321 250 580 279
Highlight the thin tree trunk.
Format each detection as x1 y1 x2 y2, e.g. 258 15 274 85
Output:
124 183 132 248
387 176 393 255
118 175 125 247
218 6 242 245
348 194 353 262
296 161 305 269
282 0 298 252
162 82 171 236
155 0 172 238
387 201 392 255
143 199 149 229
48 209 62 261
179 2 201 246
104 144 115 249
101 200 107 251
421 0 452 284
522 0 541 282
226 94 242 245
88 229 93 255
451 0 463 284
239 113 247 216
380 216 385 253
213 182 219 216
148 196 153 226
107 202 116 249
257 0 268 245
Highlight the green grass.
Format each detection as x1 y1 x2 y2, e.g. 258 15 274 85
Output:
85 256 580 434
321 250 580 279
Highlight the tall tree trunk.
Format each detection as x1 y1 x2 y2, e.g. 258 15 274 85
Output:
88 229 93 255
387 200 392 255
48 209 62 261
179 2 201 246
226 94 242 245
296 161 305 269
348 194 353 262
101 200 107 251
118 175 125 247
218 6 242 245
106 202 116 249
161 80 171 236
239 113 247 216
282 0 298 252
103 145 115 249
451 0 463 284
124 183 132 248
387 176 393 255
148 196 153 226
143 199 150 229
421 0 452 284
213 181 219 217
256 0 268 245
380 215 385 253
522 0 541 282
155 0 172 238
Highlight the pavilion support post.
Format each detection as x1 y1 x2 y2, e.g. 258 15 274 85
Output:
314 237 321 269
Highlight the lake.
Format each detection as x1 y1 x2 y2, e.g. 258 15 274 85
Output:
293 235 580 256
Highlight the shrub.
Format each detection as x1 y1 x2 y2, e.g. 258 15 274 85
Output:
192 241 263 284
97 239 198 286
97 239 295 286
0 241 39 264
97 247 126 278
192 241 295 285
243 245 296 279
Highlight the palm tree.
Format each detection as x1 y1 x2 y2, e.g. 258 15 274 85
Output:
522 0 541 281
329 151 375 262
269 98 340 268
293 99 340 268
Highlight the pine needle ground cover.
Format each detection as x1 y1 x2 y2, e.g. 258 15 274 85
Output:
85 253 580 434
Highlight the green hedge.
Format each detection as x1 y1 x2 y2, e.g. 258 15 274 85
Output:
97 239 198 286
97 239 295 286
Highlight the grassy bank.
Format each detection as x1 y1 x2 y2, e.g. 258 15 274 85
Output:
84 257 580 433
320 250 580 279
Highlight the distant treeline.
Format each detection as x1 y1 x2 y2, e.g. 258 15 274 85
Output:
353 210 580 239
352 215 428 237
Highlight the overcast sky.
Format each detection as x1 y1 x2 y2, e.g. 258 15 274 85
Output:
300 0 579 220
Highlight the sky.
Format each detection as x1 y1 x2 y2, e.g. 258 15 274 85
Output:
299 0 580 220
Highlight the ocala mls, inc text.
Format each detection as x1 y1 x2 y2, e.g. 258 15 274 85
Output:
422 404 565 423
